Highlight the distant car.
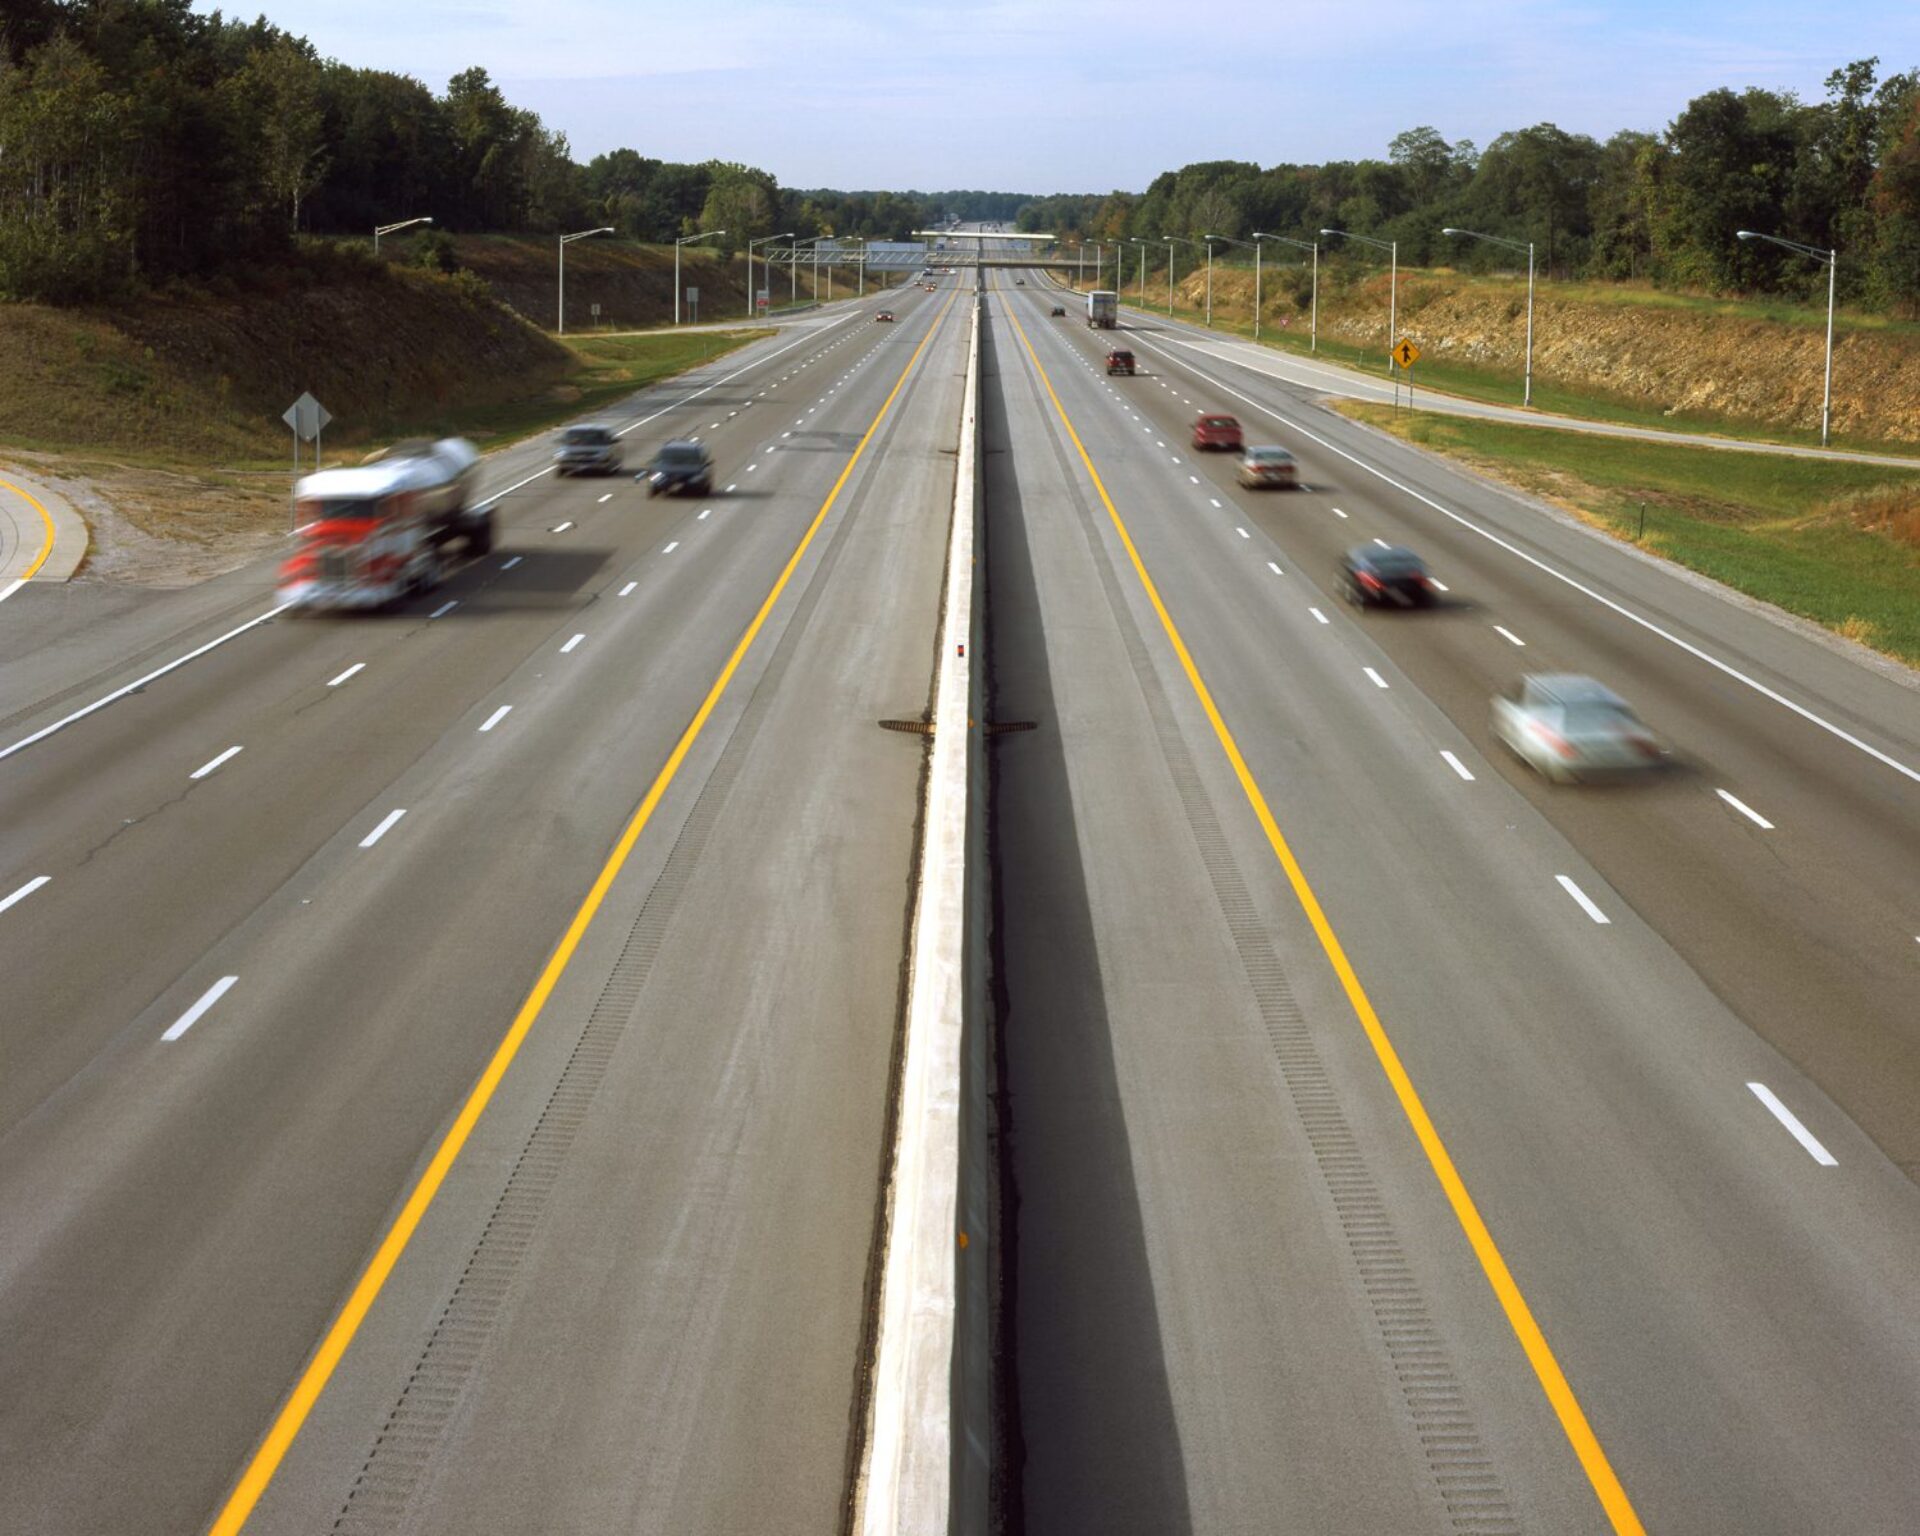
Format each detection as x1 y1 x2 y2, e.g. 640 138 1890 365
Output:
1105 348 1136 375
1491 674 1668 782
1015 277 1025 285
640 439 714 497
1237 446 1298 488
1191 413 1244 452
876 310 894 322
1338 544 1435 607
1050 304 1066 317
554 423 623 476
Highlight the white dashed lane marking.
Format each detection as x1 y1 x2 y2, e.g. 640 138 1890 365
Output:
478 706 512 733
1748 1082 1838 1165
359 809 407 849
1716 789 1775 829
1555 875 1611 925
190 745 243 780
1441 750 1476 781
0 875 51 915
327 663 365 688
161 975 238 1042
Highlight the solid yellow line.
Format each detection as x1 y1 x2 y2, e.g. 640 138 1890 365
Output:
207 287 965 1536
998 297 1647 1536
0 475 57 582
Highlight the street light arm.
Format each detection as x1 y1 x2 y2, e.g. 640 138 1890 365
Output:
1736 230 1834 263
1443 227 1532 256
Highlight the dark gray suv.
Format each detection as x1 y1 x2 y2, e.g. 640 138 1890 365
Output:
554 423 623 476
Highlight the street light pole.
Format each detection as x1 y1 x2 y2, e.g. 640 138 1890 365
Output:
1255 234 1319 352
1443 228 1534 406
557 225 615 335
1204 238 1214 326
374 216 432 256
1203 233 1263 337
1131 238 1149 302
1321 229 1397 371
747 232 795 320
674 229 726 327
1738 229 1838 445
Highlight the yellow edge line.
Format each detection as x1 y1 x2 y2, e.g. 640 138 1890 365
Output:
998 292 1647 1536
208 287 965 1536
0 474 57 582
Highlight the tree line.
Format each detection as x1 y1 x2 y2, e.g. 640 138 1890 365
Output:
0 0 1026 302
1019 61 1920 312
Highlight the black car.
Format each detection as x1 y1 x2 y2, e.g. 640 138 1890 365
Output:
641 439 714 497
554 423 623 476
1338 545 1435 607
1050 304 1066 317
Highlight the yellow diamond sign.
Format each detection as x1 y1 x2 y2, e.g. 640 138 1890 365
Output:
1392 338 1421 369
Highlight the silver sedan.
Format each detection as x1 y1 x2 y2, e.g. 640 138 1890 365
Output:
1491 674 1668 782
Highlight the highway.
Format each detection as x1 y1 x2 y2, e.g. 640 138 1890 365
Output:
0 278 966 1533
984 268 1920 1533
2 246 1918 1536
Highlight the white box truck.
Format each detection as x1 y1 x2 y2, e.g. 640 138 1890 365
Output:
1086 290 1118 328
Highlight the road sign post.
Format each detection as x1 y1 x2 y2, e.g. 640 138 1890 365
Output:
1391 339 1420 410
281 392 333 529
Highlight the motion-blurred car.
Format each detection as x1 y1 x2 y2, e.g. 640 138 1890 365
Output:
1491 674 1668 782
876 310 894 322
1237 445 1298 488
1105 348 1136 375
1015 277 1026 285
553 423 623 476
1050 305 1066 317
1191 413 1244 452
1338 544 1435 607
640 439 714 497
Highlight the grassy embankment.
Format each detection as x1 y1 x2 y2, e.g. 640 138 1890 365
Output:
1049 266 1920 456
1342 403 1920 667
0 245 766 561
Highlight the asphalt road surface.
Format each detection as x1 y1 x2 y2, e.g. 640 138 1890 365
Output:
4 256 1919 1536
0 278 967 1534
986 269 1920 1534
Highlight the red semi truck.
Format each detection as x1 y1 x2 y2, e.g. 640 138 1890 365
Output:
277 438 494 610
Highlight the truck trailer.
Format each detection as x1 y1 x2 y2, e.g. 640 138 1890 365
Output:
277 438 493 610
1086 290 1118 328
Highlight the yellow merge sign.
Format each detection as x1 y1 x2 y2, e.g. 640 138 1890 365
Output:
1392 338 1421 368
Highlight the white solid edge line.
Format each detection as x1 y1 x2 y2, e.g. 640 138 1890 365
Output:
1555 874 1612 924
0 874 51 914
618 581 638 596
478 705 512 733
1747 1082 1838 1165
1494 625 1527 647
190 745 243 780
1363 666 1390 689
0 577 25 604
1716 788 1776 829
560 633 585 653
0 602 293 763
359 808 407 848
161 975 238 1041
327 663 365 688
1441 750 1476 781
1129 329 1920 787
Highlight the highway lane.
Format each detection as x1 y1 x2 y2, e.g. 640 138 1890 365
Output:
1030 272 1920 1176
0 276 966 1534
985 269 1920 1533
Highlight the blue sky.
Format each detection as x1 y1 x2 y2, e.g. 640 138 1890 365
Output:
203 1 1920 189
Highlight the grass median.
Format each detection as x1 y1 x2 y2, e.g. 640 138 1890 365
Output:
1339 402 1920 668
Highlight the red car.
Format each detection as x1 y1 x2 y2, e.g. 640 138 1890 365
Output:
1192 413 1244 452
1105 348 1136 376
